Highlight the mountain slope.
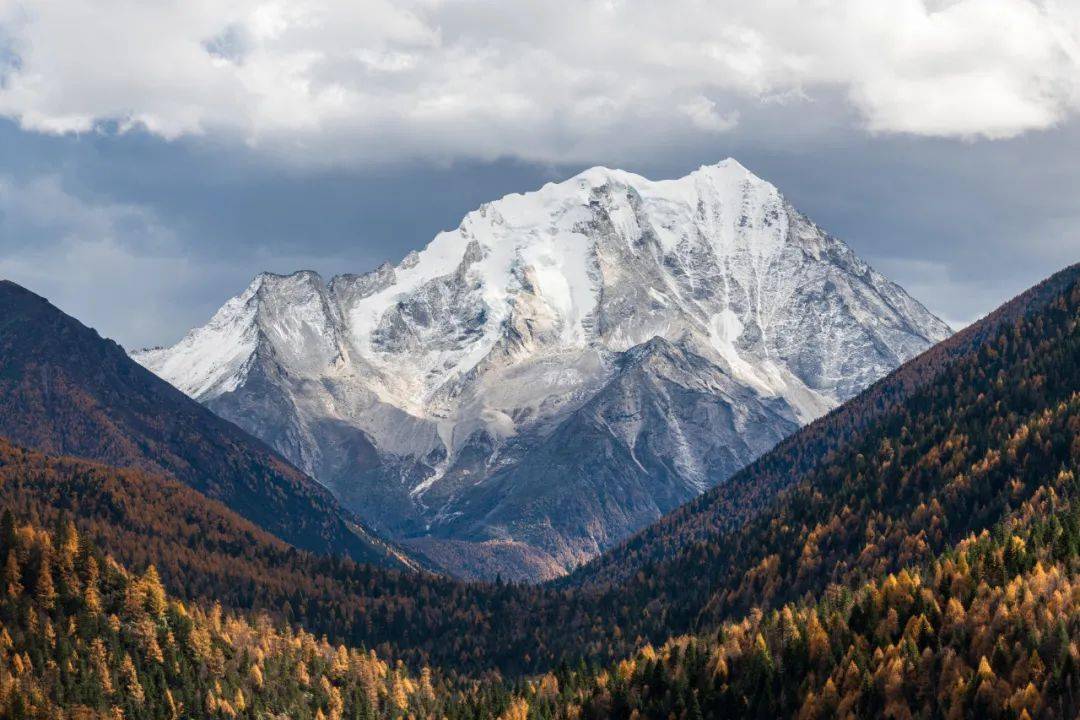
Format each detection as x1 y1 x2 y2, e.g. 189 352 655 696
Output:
0 264 1072 683
536 267 1080 716
427 337 800 571
528 449 1080 719
4 264 1079 720
542 263 1080 650
0 436 501 664
135 159 950 577
0 436 337 615
569 262 1080 589
0 279 416 571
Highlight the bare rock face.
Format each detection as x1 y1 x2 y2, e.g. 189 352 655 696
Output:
134 160 951 580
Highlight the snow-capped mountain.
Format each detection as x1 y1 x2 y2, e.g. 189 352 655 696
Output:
134 159 951 580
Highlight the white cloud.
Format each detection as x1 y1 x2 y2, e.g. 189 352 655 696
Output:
678 96 739 133
0 0 1078 164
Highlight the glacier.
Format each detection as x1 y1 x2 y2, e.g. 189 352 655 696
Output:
134 159 951 580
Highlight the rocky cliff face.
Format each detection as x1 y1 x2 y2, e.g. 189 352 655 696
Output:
134 159 951 580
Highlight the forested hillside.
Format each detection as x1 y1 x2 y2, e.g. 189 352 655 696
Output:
1 265 1079 718
0 513 522 720
570 263 1080 589
526 264 1080 663
1 266 1078 683
0 438 537 673
512 443 1080 718
0 280 414 570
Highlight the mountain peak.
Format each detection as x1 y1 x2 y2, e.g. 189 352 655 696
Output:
710 156 749 171
251 269 325 292
532 159 769 208
134 161 951 578
566 164 647 189
0 278 58 314
693 156 757 181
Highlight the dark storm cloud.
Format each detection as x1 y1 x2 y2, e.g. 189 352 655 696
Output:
1 112 1077 346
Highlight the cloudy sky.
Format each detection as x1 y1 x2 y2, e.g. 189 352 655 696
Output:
1 0 1078 347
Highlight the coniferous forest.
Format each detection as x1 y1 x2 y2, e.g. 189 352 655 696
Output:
0 265 1077 718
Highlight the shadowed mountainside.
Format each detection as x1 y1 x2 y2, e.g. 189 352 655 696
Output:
0 280 417 571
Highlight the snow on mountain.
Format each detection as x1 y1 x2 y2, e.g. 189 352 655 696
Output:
133 159 951 580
